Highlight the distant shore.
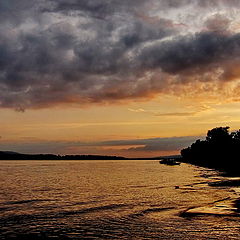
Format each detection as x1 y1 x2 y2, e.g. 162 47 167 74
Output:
0 151 179 161
0 151 125 160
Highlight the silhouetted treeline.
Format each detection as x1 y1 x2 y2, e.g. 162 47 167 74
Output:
0 151 176 161
181 127 240 174
0 151 126 160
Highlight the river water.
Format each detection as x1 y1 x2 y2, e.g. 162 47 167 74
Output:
0 160 239 239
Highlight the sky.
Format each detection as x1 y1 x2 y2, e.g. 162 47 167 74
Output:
1 0 240 157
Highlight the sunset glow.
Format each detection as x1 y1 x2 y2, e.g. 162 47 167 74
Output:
1 0 240 157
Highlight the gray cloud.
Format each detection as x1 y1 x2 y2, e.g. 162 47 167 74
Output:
0 136 202 155
1 0 240 109
138 32 240 74
93 136 201 152
120 137 201 152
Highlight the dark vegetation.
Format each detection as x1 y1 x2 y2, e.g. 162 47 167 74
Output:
0 151 126 160
181 127 240 174
0 152 172 161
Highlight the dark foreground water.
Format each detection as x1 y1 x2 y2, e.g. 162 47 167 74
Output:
0 160 240 239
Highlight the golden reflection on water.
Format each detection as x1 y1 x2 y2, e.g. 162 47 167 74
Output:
0 160 239 239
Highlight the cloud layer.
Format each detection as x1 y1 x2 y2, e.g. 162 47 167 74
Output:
1 0 240 110
0 135 201 156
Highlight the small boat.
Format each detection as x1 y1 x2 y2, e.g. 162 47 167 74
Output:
159 159 181 166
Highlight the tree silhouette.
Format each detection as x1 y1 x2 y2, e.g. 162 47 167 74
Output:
206 126 230 143
181 127 240 174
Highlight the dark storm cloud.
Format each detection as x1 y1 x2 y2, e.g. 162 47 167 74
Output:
197 0 240 8
1 0 240 109
139 32 240 74
52 0 147 16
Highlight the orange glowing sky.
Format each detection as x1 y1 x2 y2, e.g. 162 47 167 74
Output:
2 94 240 157
1 0 240 157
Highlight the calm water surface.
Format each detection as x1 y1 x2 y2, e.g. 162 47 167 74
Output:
0 160 240 239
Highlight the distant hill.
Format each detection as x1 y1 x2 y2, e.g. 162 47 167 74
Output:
0 151 21 155
0 150 180 161
0 151 127 160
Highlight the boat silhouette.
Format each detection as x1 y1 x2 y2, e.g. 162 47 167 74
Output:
159 159 181 166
